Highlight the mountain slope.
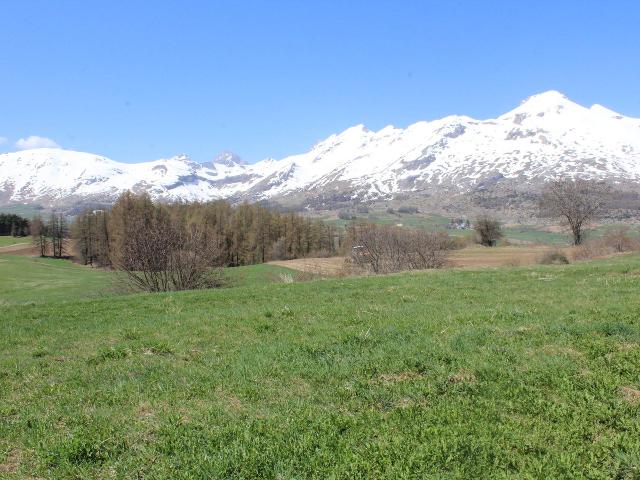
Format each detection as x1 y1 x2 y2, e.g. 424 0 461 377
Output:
1 91 639 209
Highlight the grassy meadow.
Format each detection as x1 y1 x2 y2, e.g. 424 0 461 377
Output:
0 237 31 248
1 251 640 478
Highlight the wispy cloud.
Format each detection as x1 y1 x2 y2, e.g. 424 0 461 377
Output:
15 135 60 150
0 136 7 146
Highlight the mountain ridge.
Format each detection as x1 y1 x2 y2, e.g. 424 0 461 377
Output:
1 90 639 211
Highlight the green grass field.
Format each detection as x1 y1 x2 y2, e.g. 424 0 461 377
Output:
1 253 640 478
0 236 31 248
321 210 640 246
0 255 114 305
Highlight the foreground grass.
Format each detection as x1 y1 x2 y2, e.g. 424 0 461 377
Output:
0 256 298 305
1 255 640 478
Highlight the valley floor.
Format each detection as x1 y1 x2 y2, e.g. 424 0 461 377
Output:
1 252 639 478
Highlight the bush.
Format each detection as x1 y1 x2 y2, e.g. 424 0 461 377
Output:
338 211 356 221
602 227 638 253
348 223 450 273
538 250 570 265
397 206 419 214
474 216 503 247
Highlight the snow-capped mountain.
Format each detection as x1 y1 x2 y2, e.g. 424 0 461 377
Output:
1 90 639 210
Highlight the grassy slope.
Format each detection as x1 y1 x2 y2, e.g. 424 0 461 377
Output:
0 255 114 305
0 236 31 248
0 256 298 305
1 255 640 478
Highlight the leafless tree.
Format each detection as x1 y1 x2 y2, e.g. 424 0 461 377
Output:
31 215 48 257
474 216 503 247
116 210 221 292
49 213 67 258
540 178 611 245
349 223 449 273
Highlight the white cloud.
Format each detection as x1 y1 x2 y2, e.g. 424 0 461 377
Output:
15 135 60 150
0 137 7 146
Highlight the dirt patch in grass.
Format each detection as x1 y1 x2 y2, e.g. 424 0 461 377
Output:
0 449 20 473
448 369 477 384
268 257 347 275
378 371 425 383
620 386 640 405
270 246 560 274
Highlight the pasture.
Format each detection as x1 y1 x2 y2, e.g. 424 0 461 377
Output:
1 250 639 478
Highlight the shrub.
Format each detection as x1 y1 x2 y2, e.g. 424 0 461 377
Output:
397 206 419 214
570 238 611 261
338 211 356 221
348 223 450 273
538 250 570 265
474 216 503 247
602 227 638 253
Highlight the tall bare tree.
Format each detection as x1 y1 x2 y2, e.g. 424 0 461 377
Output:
49 213 67 258
31 215 48 257
540 178 611 245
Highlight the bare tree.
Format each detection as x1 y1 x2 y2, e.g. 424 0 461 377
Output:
349 223 449 273
116 209 221 292
474 216 503 247
49 213 67 258
540 178 611 245
31 215 48 257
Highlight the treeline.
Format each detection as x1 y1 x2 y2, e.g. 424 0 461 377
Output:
72 192 340 290
0 214 30 236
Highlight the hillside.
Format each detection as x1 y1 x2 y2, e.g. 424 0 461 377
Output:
1 91 640 213
1 254 640 478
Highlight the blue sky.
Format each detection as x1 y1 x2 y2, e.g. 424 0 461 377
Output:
1 0 639 163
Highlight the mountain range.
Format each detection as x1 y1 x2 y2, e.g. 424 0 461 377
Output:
1 90 639 213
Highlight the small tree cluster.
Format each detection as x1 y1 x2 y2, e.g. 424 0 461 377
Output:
348 223 450 273
72 210 110 266
0 214 29 236
474 216 503 247
29 213 67 258
49 213 68 258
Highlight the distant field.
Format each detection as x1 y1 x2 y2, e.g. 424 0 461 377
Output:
270 245 556 273
1 254 640 478
0 236 31 248
320 210 639 245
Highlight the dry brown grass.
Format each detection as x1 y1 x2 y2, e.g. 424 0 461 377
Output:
377 371 424 384
448 369 477 384
268 240 638 276
0 449 20 474
448 245 552 268
268 257 346 275
620 386 640 405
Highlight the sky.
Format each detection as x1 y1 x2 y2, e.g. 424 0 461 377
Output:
1 0 639 164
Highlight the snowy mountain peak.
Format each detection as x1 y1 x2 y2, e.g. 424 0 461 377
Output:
1 91 639 210
211 151 245 167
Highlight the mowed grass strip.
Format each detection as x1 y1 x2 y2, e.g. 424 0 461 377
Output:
1 255 640 478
